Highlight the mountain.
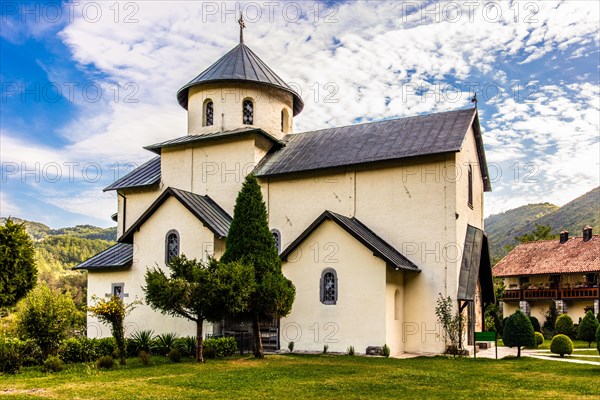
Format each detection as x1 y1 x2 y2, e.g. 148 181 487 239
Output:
485 186 600 263
0 217 116 242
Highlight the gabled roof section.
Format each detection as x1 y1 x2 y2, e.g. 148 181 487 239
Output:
255 108 491 192
493 235 600 277
104 156 161 192
280 211 420 272
73 243 133 271
144 127 284 155
458 225 495 304
177 44 304 116
119 187 232 243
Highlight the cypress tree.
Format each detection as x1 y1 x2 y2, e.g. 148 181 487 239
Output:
577 310 599 347
503 310 535 357
0 219 37 308
221 174 295 359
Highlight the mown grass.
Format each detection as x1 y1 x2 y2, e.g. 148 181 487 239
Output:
1 354 599 400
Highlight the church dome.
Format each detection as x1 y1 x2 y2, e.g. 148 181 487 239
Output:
177 43 304 116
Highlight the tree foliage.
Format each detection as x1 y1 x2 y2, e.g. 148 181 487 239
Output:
577 311 599 347
15 284 81 357
88 296 138 364
221 174 295 358
0 219 37 308
515 223 557 243
144 256 254 362
555 314 574 337
503 310 535 357
434 294 464 355
596 325 600 355
550 334 573 357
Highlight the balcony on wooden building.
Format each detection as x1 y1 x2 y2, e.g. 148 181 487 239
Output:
502 273 599 301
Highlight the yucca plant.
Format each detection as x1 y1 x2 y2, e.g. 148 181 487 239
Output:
154 333 179 356
130 330 155 354
174 336 196 357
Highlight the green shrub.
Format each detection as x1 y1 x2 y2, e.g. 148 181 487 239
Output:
534 332 544 347
95 355 114 369
130 330 154 354
19 339 43 366
323 344 328 354
126 338 139 358
382 344 390 358
503 310 535 357
203 337 237 358
153 333 178 356
168 348 182 363
577 311 599 347
138 350 150 366
550 334 573 357
347 346 355 356
59 337 96 363
174 336 196 357
596 325 599 354
95 337 116 357
42 355 63 373
555 314 574 337
529 316 541 332
288 341 294 353
0 337 23 374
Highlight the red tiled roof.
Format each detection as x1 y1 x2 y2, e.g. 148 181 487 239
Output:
493 235 600 277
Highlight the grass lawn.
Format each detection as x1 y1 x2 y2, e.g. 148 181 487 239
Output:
1 354 599 400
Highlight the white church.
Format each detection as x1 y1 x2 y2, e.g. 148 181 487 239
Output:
76 20 494 356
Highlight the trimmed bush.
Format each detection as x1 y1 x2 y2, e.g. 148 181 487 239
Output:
347 346 355 356
382 344 390 358
126 338 139 358
42 355 63 373
529 316 541 332
59 337 96 363
95 337 116 357
577 311 599 347
168 348 182 363
139 350 150 366
550 334 573 357
203 337 237 358
503 310 535 357
96 355 114 370
534 332 544 347
555 314 574 337
288 341 294 353
0 338 23 374
323 344 328 354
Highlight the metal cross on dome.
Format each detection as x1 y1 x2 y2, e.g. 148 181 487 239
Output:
238 13 246 44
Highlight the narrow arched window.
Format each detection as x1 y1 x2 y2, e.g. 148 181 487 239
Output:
468 165 473 209
243 99 254 125
281 110 284 132
281 108 290 133
320 268 338 305
205 100 214 126
165 230 180 264
271 229 281 254
394 289 401 320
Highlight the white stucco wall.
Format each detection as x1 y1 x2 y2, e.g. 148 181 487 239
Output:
281 220 387 354
187 82 294 138
87 196 217 338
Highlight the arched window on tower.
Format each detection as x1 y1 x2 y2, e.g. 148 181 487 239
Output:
165 230 180 264
281 108 290 133
468 165 473 209
320 268 338 305
242 99 254 125
205 100 214 126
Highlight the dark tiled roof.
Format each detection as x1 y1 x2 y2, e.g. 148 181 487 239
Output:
280 211 420 272
458 225 495 304
177 44 304 116
493 235 600 277
73 243 133 271
104 157 161 192
144 127 284 155
120 187 232 243
255 108 491 192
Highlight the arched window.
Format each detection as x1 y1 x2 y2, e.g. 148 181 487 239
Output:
394 289 401 320
468 165 473 208
320 268 338 305
281 108 290 133
242 99 254 125
205 100 214 126
271 229 281 254
165 230 180 264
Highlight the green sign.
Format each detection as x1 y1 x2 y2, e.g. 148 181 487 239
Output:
474 332 496 342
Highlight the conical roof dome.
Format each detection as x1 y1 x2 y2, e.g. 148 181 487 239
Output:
177 43 304 116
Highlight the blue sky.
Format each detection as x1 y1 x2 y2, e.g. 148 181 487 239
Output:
1 1 599 228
